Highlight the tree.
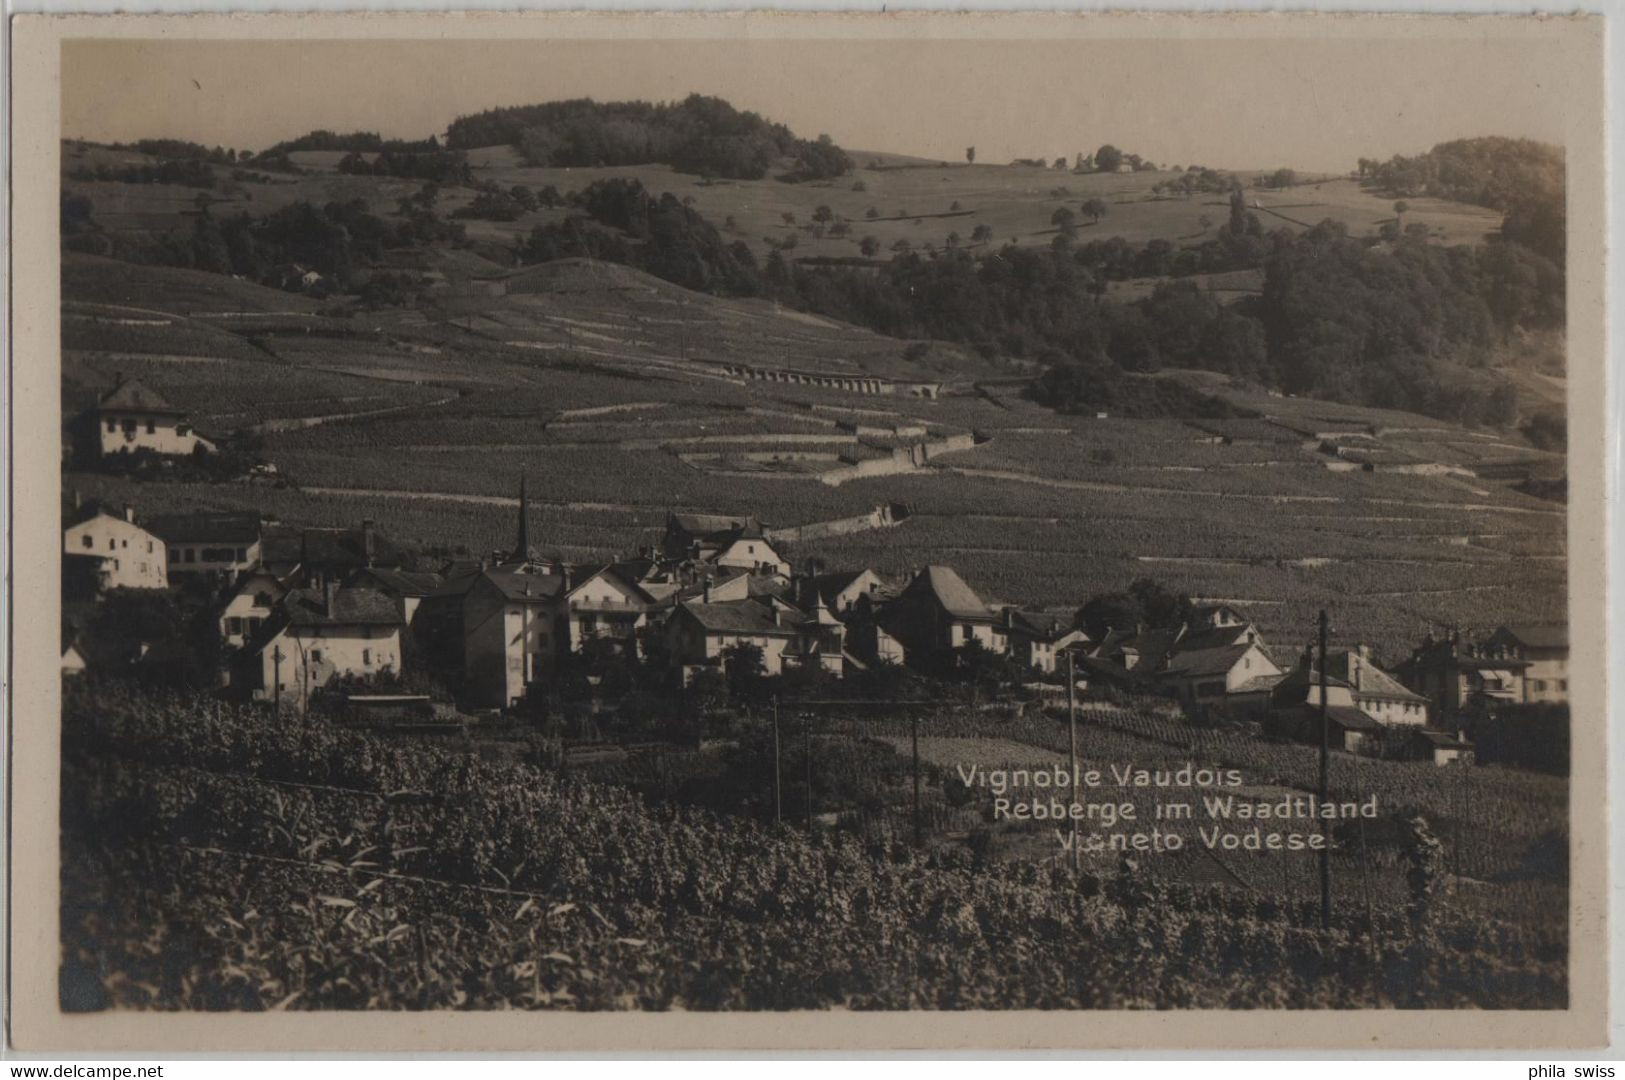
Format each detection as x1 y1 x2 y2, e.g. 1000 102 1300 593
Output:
1094 144 1123 173
722 642 769 706
865 207 880 219
1081 198 1108 225
1393 200 1410 232
781 211 796 227
1268 168 1297 190
1078 592 1143 641
1050 206 1077 231
1053 157 1068 170
812 204 834 224
1198 214 1214 234
965 146 976 164
945 231 961 250
971 224 993 245
859 235 880 257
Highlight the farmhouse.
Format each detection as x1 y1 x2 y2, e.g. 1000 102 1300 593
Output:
241 584 403 704
799 568 888 615
665 598 800 679
86 375 214 458
1002 609 1089 674
148 511 261 579
884 565 1005 661
661 512 790 577
62 505 168 591
557 563 658 660
217 568 290 649
1485 625 1569 704
347 566 444 629
1321 644 1429 725
1157 640 1281 708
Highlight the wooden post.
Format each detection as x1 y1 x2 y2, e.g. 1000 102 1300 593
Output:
1318 609 1332 931
804 714 813 825
772 696 782 826
911 709 923 847
272 645 283 716
1067 650 1080 872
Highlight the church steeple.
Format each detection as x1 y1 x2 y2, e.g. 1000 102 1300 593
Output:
514 472 530 563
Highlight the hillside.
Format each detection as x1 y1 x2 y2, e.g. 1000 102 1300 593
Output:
61 253 1564 662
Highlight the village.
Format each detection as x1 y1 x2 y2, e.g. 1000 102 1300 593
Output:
62 374 1568 770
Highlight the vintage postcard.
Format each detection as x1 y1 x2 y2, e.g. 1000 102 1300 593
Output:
6 11 1609 1051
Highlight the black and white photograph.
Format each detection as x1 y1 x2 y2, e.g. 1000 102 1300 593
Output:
8 11 1609 1049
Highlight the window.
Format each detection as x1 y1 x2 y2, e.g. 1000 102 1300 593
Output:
1559 679 1568 691
236 548 247 561
145 419 156 434
146 541 153 553
168 549 179 563
122 418 136 435
81 536 93 549
247 617 262 632
310 649 323 664
121 539 128 549
108 538 115 551
254 592 273 607
184 549 195 563
226 617 243 635
363 649 372 666
106 418 116 433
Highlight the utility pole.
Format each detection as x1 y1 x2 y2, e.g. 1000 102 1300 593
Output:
804 714 813 825
911 709 923 847
272 645 283 716
772 696 783 826
1318 608 1332 931
1067 650 1080 872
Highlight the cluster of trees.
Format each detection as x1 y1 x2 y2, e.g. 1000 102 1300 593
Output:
335 149 473 185
68 158 218 189
257 130 444 156
446 95 853 182
452 182 566 222
98 139 240 162
514 178 763 295
1076 578 1192 642
1358 137 1566 263
1150 168 1236 198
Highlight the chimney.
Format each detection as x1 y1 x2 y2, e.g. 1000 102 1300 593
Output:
703 581 712 604
362 519 376 567
123 504 135 523
324 580 338 617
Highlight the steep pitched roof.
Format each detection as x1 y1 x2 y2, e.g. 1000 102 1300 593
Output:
96 377 186 416
904 565 995 622
147 511 261 545
1176 624 1257 653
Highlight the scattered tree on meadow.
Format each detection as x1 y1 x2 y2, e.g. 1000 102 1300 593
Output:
1093 144 1124 172
966 146 975 164
1081 198 1108 225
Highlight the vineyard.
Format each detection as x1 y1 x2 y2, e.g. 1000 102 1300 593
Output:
61 687 1566 1011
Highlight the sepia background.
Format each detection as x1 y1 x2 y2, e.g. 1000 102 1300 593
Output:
11 11 1610 1050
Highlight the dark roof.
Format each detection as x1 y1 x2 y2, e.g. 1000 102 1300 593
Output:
1176 624 1256 653
1415 729 1472 749
677 599 797 636
96 377 186 416
261 524 407 571
1321 649 1427 702
1491 624 1569 650
902 565 994 622
481 566 566 603
1276 703 1382 732
147 511 261 545
1161 643 1255 679
805 569 881 606
349 567 443 598
282 587 402 627
1006 608 1081 642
